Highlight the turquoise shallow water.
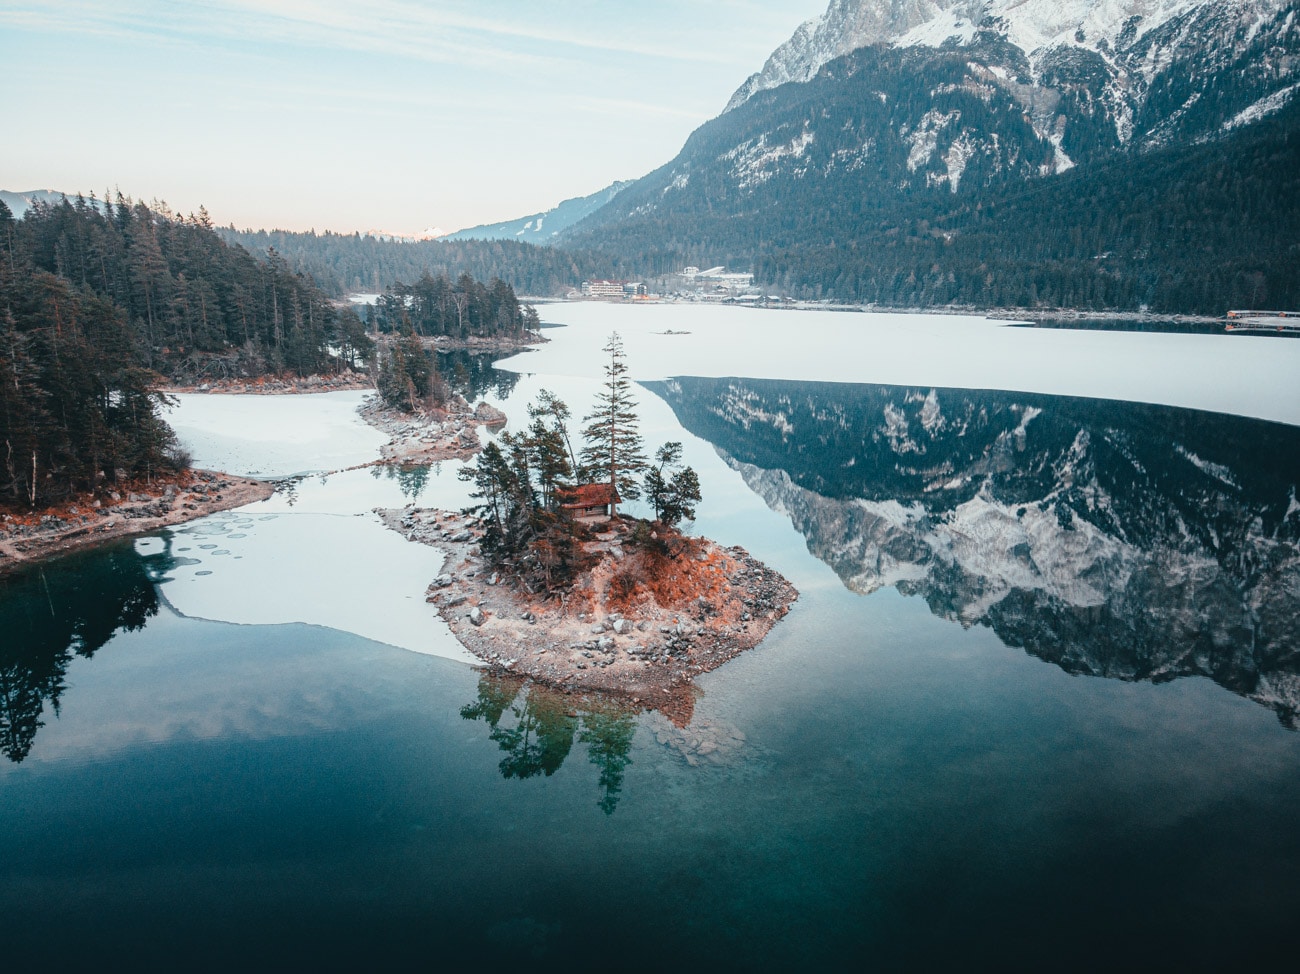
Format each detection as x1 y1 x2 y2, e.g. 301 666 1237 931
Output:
3 327 1300 969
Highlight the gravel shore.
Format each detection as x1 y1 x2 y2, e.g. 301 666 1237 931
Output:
0 471 274 574
378 507 798 722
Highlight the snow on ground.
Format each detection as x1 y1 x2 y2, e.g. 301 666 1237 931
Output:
507 304 1300 428
165 390 387 478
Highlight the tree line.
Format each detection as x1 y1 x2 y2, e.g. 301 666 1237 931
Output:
2 197 189 506
369 272 538 413
217 227 633 299
5 192 374 383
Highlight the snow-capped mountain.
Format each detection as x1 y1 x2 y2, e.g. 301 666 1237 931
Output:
726 0 1298 153
647 376 1300 725
559 0 1298 311
443 180 631 244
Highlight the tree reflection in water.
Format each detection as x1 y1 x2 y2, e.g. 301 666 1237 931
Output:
461 673 638 814
0 539 173 763
370 462 434 503
437 349 522 403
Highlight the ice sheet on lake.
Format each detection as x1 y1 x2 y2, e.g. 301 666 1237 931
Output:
137 511 477 664
503 304 1300 428
164 390 387 478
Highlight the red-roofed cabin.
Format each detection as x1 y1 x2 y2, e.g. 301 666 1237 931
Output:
558 483 621 522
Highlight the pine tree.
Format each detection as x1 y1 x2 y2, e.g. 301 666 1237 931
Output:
580 332 646 512
644 441 702 526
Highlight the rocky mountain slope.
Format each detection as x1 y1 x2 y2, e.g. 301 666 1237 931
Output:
647 376 1300 725
727 0 1299 155
560 0 1299 311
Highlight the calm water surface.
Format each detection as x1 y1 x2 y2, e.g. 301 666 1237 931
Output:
3 309 1299 970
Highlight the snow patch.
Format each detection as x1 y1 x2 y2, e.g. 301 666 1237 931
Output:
1223 82 1300 131
906 110 960 171
1176 444 1241 488
896 8 981 48
943 134 977 190
724 128 816 188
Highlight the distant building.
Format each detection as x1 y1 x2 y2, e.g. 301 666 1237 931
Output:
581 280 626 299
580 280 647 300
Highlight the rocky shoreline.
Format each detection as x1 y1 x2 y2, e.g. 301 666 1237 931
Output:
162 372 375 395
377 506 798 721
0 471 274 574
360 395 507 465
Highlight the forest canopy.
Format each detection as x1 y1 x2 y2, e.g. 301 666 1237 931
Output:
0 194 534 508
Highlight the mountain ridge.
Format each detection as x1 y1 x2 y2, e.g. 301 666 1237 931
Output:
442 181 631 245
556 0 1300 312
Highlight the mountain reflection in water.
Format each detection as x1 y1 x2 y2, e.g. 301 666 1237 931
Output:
0 540 177 762
461 672 637 814
648 377 1300 725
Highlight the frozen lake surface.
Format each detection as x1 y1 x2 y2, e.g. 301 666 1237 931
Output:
508 304 1300 425
164 389 387 478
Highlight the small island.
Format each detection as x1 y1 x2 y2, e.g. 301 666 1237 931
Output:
377 333 798 716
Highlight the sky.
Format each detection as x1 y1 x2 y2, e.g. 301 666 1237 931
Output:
1 0 827 235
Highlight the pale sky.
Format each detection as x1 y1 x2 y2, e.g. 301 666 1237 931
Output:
1 1 826 235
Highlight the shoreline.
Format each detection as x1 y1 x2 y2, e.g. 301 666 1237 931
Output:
360 395 506 465
377 507 798 723
2 376 513 574
553 295 1229 325
0 471 274 575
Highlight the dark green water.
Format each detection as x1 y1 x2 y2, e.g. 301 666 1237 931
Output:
3 377 1300 971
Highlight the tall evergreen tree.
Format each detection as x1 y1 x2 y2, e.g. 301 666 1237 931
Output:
580 332 647 512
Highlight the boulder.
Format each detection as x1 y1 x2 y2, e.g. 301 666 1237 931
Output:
473 402 508 426
468 606 486 627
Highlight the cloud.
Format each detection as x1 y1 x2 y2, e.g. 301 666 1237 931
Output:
0 0 739 69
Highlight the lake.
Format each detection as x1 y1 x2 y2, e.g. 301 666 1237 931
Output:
3 305 1299 970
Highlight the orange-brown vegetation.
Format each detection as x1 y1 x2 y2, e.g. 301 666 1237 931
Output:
1 470 273 573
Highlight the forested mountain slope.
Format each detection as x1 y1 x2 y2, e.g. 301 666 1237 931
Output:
561 0 1300 312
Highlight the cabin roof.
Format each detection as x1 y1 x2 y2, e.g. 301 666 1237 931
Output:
558 483 621 507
